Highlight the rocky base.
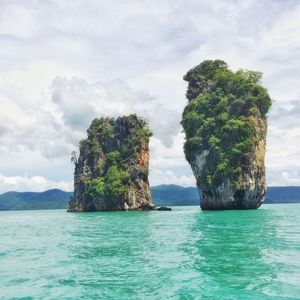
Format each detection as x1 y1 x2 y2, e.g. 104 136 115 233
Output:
196 176 266 210
157 206 172 211
68 201 155 212
200 189 265 210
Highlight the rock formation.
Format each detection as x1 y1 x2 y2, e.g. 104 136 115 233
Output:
181 60 272 210
157 206 172 211
68 114 155 212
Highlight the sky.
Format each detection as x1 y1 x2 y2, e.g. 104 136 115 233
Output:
0 0 300 193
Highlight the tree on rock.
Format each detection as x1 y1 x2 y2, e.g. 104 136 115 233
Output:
68 114 154 212
181 60 272 210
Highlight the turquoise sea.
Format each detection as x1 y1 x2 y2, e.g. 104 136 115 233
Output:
0 204 299 300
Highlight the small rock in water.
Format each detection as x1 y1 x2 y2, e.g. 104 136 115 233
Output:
157 206 172 211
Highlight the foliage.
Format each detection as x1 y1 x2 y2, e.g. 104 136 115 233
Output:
181 60 272 188
70 151 78 164
88 166 130 202
79 114 152 202
104 166 130 200
122 125 152 160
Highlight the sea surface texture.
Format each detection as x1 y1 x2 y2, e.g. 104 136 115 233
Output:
0 205 299 299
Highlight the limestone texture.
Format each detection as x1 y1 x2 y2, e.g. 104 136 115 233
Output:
181 60 272 210
68 114 154 211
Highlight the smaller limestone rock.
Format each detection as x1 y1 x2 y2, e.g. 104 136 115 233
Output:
68 114 154 212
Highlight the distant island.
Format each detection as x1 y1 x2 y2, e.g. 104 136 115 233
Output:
0 185 300 211
181 60 272 209
0 189 73 211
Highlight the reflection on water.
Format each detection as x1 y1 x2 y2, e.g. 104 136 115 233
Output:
185 209 279 298
181 206 300 299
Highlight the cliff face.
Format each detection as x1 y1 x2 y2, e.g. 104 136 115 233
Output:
68 114 154 212
181 60 272 210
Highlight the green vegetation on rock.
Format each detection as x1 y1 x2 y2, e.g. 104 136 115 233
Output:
181 60 272 209
68 114 154 211
89 166 130 204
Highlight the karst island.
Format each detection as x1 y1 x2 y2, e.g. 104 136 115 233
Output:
68 114 155 212
181 60 272 210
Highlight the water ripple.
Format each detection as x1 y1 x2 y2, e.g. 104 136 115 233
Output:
0 205 299 299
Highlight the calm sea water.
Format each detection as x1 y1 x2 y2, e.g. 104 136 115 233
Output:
0 205 299 300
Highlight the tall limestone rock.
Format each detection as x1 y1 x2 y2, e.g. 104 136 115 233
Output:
68 114 154 211
181 60 272 210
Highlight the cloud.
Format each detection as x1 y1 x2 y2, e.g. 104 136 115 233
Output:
0 3 37 39
0 0 300 191
0 88 75 158
51 76 179 146
150 169 195 187
0 174 72 194
0 73 179 157
267 170 300 187
266 99 300 186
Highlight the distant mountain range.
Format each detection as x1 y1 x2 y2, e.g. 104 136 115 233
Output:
0 185 299 211
0 189 73 211
152 185 300 206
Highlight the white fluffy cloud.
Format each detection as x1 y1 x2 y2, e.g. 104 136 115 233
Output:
51 77 179 146
0 75 178 156
0 0 300 192
0 174 72 194
266 100 300 186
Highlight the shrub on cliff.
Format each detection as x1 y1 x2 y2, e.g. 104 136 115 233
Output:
181 60 272 190
68 114 154 211
85 115 152 200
